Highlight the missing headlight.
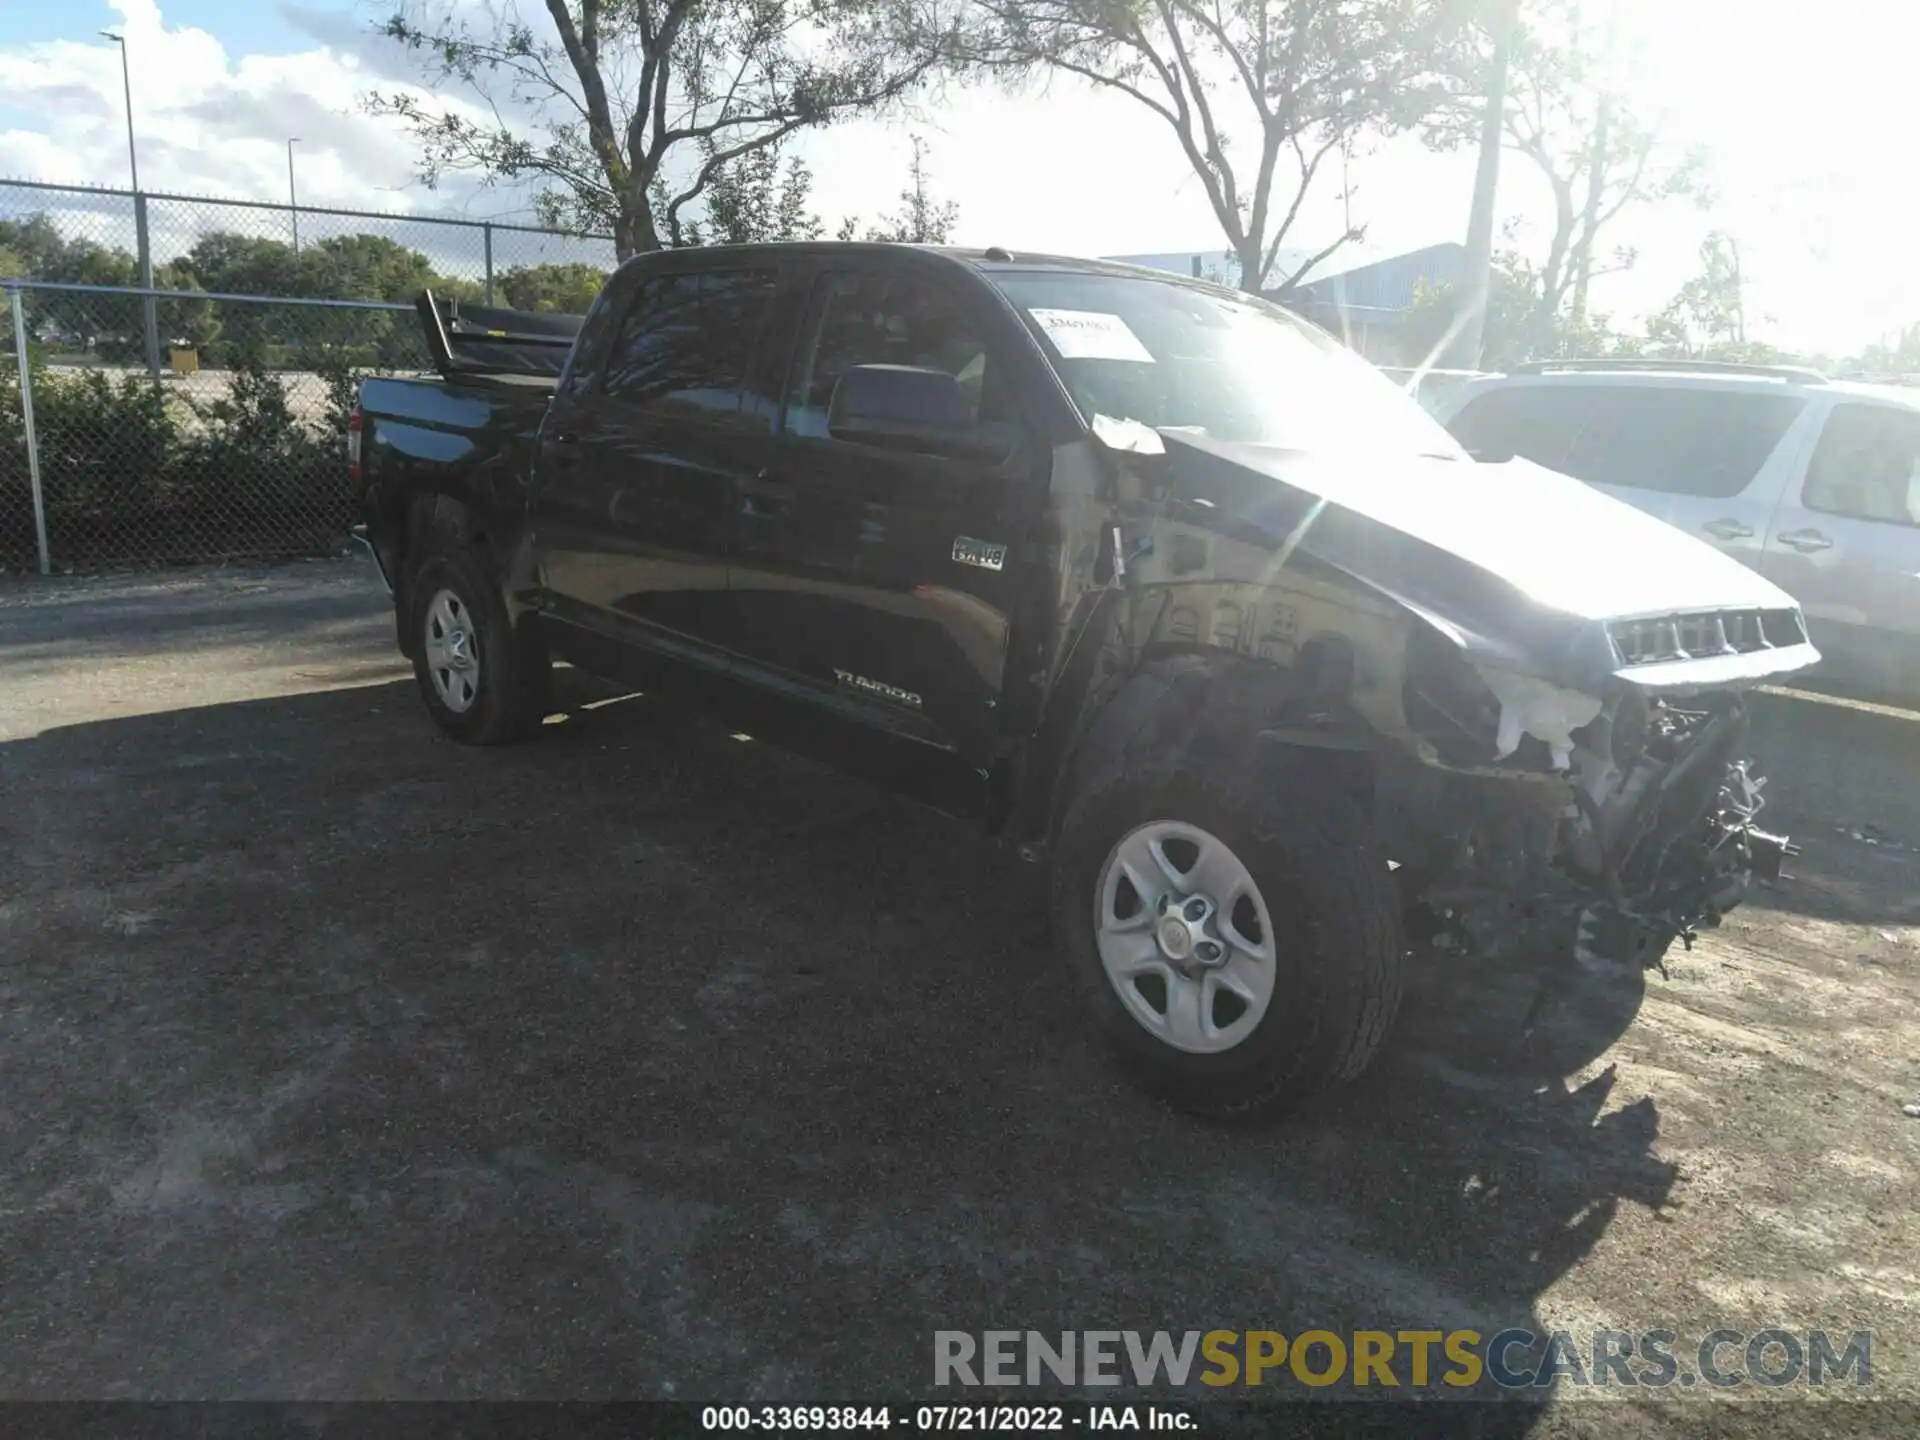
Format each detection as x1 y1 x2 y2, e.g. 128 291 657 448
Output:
1469 662 1603 771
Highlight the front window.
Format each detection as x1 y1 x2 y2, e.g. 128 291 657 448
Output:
989 269 1465 458
783 269 1001 439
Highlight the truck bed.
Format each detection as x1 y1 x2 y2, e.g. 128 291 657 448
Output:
353 289 592 599
414 291 584 381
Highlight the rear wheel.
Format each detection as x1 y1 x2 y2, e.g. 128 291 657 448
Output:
407 545 550 745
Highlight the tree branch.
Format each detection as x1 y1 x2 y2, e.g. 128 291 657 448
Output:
665 114 813 234
1260 129 1345 285
1271 226 1363 296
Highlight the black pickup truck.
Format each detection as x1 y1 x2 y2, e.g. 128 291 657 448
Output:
351 246 1816 1116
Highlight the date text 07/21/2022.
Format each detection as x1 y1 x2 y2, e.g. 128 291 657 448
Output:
700 1405 1193 1431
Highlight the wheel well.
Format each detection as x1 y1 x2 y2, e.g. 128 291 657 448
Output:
393 493 491 659
1014 638 1379 852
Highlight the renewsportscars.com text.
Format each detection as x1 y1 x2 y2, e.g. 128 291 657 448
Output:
933 1328 1872 1390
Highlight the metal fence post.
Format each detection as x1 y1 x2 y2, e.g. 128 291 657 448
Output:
134 192 162 380
9 286 52 575
484 222 495 305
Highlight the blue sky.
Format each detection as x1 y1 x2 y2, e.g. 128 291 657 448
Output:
1 0 1911 354
4 0 335 56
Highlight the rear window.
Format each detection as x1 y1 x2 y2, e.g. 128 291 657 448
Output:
601 268 778 427
1448 383 1805 499
1446 385 1590 468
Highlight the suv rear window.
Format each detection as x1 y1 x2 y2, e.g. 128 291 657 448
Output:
1448 383 1805 498
1446 385 1590 468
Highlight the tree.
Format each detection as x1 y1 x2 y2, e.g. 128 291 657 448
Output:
1426 0 1708 353
1642 230 1781 364
0 214 147 355
967 0 1477 292
1398 247 1633 368
1844 323 1920 380
862 135 959 243
673 140 824 246
499 262 611 312
299 234 443 304
179 233 304 299
369 0 963 259
0 216 69 278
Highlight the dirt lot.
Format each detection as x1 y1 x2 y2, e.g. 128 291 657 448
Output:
2 560 1917 1433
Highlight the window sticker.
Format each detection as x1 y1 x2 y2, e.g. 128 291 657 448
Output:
1027 308 1155 363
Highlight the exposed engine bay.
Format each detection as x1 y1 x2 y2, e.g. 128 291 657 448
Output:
1387 624 1799 1007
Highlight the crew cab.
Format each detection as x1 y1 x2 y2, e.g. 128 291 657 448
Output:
350 245 1817 1116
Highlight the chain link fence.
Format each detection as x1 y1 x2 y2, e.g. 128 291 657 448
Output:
2 178 617 296
0 177 617 572
3 279 432 573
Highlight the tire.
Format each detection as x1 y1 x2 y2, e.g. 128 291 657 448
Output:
1051 658 1404 1117
406 544 551 745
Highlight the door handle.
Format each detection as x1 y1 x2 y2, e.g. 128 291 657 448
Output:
1702 517 1753 541
1777 528 1833 554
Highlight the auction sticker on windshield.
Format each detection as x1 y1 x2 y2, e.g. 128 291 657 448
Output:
1027 309 1155 362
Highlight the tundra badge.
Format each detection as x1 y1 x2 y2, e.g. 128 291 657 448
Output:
834 669 923 708
952 536 1007 572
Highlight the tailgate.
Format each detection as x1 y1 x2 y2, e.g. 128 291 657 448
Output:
415 290 584 380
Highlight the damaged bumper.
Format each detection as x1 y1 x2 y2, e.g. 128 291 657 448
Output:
1399 630 1811 972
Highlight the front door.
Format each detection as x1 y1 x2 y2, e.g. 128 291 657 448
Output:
530 263 780 662
727 260 1040 772
1760 400 1920 698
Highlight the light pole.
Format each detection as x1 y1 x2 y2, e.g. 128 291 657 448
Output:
101 29 159 378
1456 0 1518 370
100 31 139 192
287 138 302 253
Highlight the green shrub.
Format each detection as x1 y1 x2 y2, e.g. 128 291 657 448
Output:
177 352 339 536
33 368 183 530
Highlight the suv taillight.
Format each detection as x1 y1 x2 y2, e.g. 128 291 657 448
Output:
346 405 364 491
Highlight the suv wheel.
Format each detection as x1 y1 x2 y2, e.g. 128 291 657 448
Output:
407 545 550 745
1052 667 1404 1116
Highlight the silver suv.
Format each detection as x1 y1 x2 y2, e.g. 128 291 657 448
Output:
1431 360 1920 701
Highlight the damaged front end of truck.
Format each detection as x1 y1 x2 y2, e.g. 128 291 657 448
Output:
1092 427 1821 1014
1386 622 1802 1003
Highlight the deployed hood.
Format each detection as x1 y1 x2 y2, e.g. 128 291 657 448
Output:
1150 431 1817 689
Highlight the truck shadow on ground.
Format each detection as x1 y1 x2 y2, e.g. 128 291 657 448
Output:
1738 688 1920 928
2 675 1697 1423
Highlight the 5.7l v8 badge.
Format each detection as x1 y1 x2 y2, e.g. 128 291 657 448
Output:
952 536 1007 572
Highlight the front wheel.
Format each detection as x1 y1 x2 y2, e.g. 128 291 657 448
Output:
1054 758 1405 1118
407 545 550 745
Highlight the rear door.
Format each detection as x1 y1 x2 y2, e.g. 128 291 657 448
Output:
1759 399 1920 697
727 256 1042 770
530 261 780 660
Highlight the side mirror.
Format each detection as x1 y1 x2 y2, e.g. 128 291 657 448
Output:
827 364 1012 462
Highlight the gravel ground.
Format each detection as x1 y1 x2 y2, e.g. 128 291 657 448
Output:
1 559 1916 1435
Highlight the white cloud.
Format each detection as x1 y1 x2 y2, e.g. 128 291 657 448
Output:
0 0 536 226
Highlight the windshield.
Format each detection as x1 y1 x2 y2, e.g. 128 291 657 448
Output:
990 269 1465 458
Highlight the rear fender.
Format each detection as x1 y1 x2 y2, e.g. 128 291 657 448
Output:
392 493 492 659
